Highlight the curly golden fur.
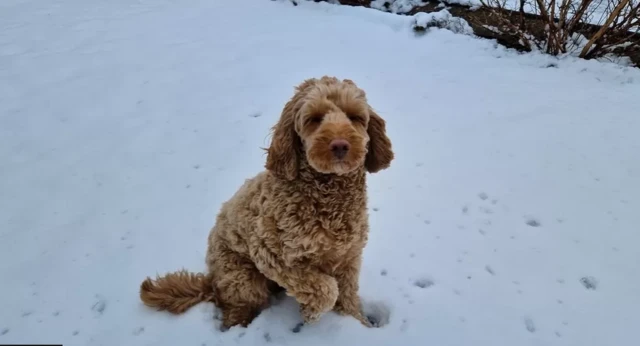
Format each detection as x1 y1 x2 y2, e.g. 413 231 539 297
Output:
140 76 394 329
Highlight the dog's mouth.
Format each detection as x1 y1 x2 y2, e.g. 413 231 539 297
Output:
330 157 364 175
333 161 349 173
305 137 366 175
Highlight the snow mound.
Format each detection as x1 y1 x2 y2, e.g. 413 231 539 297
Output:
371 0 427 13
413 9 474 35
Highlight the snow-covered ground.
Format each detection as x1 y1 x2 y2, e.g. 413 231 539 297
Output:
1 0 639 345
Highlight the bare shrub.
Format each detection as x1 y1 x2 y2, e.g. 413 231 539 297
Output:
580 0 640 59
478 0 639 60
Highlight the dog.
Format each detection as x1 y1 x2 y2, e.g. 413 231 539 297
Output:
139 76 394 329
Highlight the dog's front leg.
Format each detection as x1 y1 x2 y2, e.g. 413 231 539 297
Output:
332 248 373 327
254 256 338 324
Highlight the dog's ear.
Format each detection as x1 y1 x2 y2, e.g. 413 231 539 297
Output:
265 79 316 180
265 99 300 181
365 108 394 173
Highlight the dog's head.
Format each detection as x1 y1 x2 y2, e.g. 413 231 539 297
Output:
266 76 394 180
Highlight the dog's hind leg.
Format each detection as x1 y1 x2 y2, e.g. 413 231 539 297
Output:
207 241 271 329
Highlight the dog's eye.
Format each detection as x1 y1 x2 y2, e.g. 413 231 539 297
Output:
347 114 364 123
308 114 324 125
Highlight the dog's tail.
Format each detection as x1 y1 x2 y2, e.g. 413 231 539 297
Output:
140 269 218 314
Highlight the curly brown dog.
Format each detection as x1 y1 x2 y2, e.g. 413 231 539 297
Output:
139 76 394 330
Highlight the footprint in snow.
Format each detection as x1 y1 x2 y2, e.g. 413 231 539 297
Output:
524 317 536 333
362 300 391 328
263 332 272 342
414 278 434 289
291 322 304 333
580 276 598 290
92 298 107 315
400 318 409 331
1 328 9 336
485 265 495 276
478 219 492 227
478 192 489 200
133 327 145 336
478 206 493 214
525 218 541 227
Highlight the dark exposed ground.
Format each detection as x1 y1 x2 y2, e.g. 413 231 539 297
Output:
314 0 640 67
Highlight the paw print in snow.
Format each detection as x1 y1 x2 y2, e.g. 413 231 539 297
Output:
580 276 598 290
524 317 536 333
291 322 304 333
362 300 390 328
525 217 541 227
485 265 495 276
414 278 434 289
91 297 107 316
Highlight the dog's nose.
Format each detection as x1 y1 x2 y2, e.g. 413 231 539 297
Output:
330 139 350 160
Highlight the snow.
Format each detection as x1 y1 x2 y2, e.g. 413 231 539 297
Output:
415 8 455 26
1 0 640 345
371 0 427 13
413 9 474 34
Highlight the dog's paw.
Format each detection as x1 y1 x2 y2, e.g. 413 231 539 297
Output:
298 277 338 323
365 314 380 328
300 305 324 324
